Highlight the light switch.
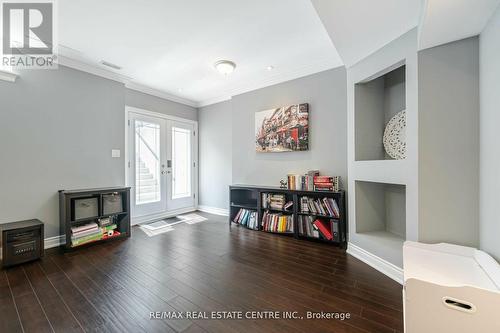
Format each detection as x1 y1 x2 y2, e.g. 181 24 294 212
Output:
111 149 121 158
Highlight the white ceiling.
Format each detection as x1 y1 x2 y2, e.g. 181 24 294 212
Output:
419 0 500 50
58 0 343 107
311 0 422 67
50 0 500 107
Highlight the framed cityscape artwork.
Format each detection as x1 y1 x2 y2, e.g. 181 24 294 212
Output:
255 103 309 152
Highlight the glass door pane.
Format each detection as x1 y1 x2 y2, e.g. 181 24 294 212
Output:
171 126 191 199
135 120 161 204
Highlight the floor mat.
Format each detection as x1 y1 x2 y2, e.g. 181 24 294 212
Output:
139 213 208 237
177 213 208 224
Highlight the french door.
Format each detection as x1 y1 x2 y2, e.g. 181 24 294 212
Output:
128 110 196 219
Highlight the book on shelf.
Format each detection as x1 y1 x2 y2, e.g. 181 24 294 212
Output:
261 193 286 210
306 170 319 191
313 176 340 192
70 221 120 247
300 196 309 212
298 215 319 238
233 208 258 230
262 211 293 233
313 219 333 241
283 201 293 211
298 216 339 241
300 196 340 218
287 172 340 192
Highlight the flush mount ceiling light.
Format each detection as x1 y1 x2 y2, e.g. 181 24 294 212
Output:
266 65 274 71
214 60 236 75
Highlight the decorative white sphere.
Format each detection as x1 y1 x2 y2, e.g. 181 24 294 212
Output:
383 110 406 160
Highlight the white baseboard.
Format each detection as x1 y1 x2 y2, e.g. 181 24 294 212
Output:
131 206 197 225
197 205 229 216
44 235 65 249
347 242 404 284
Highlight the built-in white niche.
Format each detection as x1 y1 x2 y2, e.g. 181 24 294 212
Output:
355 64 406 161
355 180 406 241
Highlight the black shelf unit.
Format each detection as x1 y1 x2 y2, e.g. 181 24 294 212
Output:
59 187 131 251
229 185 347 248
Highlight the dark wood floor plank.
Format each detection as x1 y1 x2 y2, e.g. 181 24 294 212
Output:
0 212 403 333
37 255 108 332
49 254 148 333
78 247 192 333
0 271 24 333
23 261 84 333
6 266 54 333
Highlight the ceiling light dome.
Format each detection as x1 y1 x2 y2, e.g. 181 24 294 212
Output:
214 60 236 75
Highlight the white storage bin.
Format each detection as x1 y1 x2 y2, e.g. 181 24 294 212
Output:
403 241 500 333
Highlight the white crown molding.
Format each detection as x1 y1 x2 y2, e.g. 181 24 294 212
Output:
0 69 18 82
198 95 232 108
56 54 198 108
125 82 198 108
57 54 132 83
198 57 343 107
347 242 404 284
198 205 229 216
56 51 342 109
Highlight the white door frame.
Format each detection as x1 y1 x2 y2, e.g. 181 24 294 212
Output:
125 106 199 225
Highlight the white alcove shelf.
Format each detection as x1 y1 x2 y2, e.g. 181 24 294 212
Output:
354 64 406 161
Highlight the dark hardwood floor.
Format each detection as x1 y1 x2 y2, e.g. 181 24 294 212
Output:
0 212 403 333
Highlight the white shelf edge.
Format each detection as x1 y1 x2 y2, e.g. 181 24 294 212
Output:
351 160 409 185
347 242 404 284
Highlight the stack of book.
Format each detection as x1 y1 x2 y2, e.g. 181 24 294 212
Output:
298 215 319 238
261 211 293 233
287 172 340 192
287 170 319 191
233 209 258 230
300 196 340 218
71 220 120 247
71 222 102 247
313 176 340 192
261 193 286 210
298 216 339 241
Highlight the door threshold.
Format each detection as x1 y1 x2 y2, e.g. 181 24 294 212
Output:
131 206 197 226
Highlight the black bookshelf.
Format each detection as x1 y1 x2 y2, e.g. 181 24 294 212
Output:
229 184 347 248
59 187 131 251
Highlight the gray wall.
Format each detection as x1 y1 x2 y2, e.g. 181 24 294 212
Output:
231 67 347 187
479 6 500 260
355 181 406 238
418 37 480 247
354 66 405 161
197 67 348 210
0 65 197 239
0 67 125 239
198 101 232 209
126 89 198 121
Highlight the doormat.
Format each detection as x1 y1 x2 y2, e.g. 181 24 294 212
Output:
177 213 208 224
